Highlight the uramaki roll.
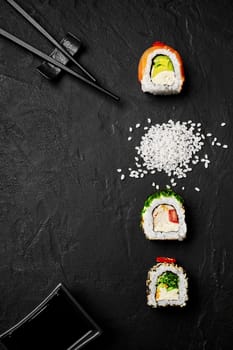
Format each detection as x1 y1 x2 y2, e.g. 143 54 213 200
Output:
138 42 185 95
141 189 187 241
146 257 188 308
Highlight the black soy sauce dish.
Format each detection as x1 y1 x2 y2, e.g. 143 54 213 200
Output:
0 283 102 350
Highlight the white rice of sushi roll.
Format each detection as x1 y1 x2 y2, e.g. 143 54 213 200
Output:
146 261 188 308
141 190 187 241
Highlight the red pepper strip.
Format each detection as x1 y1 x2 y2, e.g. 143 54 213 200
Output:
168 209 179 223
152 41 165 47
156 257 176 264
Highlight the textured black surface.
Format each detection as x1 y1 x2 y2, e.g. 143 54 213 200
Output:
0 0 233 349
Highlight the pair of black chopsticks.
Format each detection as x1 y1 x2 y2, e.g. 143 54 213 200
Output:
0 0 120 101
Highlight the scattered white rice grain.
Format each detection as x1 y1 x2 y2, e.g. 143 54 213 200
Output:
166 185 171 189
156 185 160 190
128 136 132 141
130 170 139 177
144 126 149 130
172 182 177 187
221 122 226 126
216 142 221 146
129 127 133 132
147 118 151 124
204 163 209 168
117 169 122 173
120 174 125 180
195 187 200 192
140 173 144 178
136 123 141 128
197 123 201 127
206 133 212 137
152 182 155 187
223 144 228 149
182 187 185 190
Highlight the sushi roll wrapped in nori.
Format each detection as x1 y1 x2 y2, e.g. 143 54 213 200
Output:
141 189 187 240
138 42 185 95
146 257 188 308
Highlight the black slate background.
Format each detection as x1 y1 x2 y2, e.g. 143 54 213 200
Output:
0 0 233 349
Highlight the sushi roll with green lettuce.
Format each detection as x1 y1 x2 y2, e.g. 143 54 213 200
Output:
146 257 188 308
141 189 187 240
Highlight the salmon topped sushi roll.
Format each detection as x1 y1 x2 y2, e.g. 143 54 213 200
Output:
146 257 188 308
138 42 185 95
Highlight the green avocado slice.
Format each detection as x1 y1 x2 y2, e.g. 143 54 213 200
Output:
151 55 174 78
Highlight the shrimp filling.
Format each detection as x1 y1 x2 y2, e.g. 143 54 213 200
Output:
152 204 179 232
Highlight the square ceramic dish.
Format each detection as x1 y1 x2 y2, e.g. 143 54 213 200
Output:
0 283 101 350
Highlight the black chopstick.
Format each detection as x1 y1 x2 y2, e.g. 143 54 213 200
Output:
0 28 120 101
5 0 96 82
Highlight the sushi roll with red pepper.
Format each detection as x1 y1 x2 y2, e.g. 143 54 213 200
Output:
146 257 188 308
141 189 187 240
138 42 185 95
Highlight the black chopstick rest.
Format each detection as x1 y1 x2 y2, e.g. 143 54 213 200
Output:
5 0 96 82
0 27 120 101
37 32 82 80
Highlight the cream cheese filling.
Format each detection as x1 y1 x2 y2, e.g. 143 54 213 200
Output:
156 287 179 301
151 71 175 86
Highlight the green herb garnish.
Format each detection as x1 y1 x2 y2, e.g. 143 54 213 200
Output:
141 189 184 215
157 272 179 291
